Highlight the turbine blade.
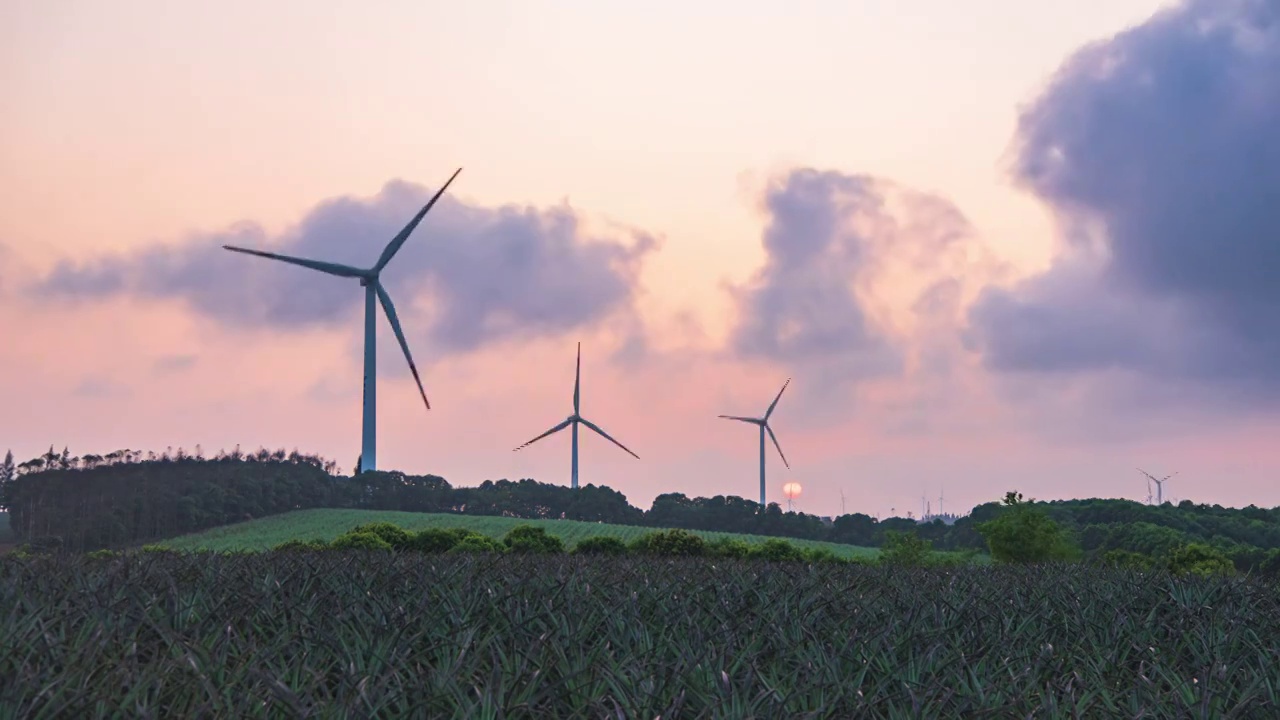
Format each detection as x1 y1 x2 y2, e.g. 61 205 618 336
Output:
375 281 429 410
579 417 639 459
718 414 760 425
766 424 790 469
764 377 791 420
573 341 581 414
514 418 573 451
223 245 364 278
374 167 463 273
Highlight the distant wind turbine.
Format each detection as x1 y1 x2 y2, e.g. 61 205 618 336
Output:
513 342 639 489
718 378 792 506
1138 468 1177 505
223 168 462 474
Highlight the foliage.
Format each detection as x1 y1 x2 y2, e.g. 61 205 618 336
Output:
977 492 1082 563
707 538 752 559
1100 549 1157 571
271 539 328 552
348 522 413 549
448 534 505 554
502 525 565 554
1165 543 1235 577
329 532 392 552
629 529 707 557
878 530 934 567
4 553 1279 716
750 538 805 563
571 536 628 556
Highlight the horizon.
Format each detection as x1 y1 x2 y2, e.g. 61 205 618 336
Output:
4 0 1280 517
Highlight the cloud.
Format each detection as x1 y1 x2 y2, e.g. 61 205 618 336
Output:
33 179 658 356
152 354 197 375
73 376 131 399
727 168 977 398
968 0 1280 406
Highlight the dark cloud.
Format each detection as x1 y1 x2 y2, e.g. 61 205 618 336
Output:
968 0 1280 403
728 168 975 389
34 179 657 356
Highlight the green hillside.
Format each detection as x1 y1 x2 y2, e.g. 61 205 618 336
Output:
159 508 882 559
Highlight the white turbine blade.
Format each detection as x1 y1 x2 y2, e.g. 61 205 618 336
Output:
573 341 581 414
766 424 790 469
222 245 364 278
514 418 573 452
374 167 462 273
764 377 791 420
718 414 760 425
579 417 639 459
375 281 429 410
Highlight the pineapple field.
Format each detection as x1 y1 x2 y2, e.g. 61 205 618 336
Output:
4 549 1278 718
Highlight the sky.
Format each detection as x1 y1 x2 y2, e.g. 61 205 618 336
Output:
3 0 1279 518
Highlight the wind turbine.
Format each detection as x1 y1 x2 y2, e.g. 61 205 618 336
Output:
223 168 462 474
1137 468 1177 505
718 378 792 507
513 342 639 488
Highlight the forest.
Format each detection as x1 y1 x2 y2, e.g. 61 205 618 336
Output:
3 445 1280 571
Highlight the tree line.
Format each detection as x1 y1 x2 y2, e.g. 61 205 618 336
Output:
3 445 1280 570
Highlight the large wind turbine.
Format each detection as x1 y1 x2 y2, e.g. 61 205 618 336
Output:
718 378 792 506
513 342 639 488
223 168 462 474
1138 468 1177 505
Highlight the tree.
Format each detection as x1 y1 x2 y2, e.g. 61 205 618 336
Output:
0 450 14 509
879 530 933 566
976 492 1081 563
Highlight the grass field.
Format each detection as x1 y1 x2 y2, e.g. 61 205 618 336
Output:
159 508 883 559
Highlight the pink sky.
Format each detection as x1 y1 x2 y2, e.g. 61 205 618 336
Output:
4 0 1278 516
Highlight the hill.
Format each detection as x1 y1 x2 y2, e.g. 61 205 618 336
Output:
158 508 883 559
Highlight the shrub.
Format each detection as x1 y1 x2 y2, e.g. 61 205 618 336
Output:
751 538 805 563
1100 549 1157 571
976 492 1081 563
140 544 178 555
879 531 933 567
1166 543 1234 576
572 536 628 556
448 535 506 554
330 532 393 552
407 528 466 553
349 522 412 549
85 549 118 560
503 525 565 554
803 547 843 564
630 529 706 557
707 538 752 559
272 539 328 552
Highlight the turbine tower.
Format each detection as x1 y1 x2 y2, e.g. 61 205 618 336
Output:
513 342 639 488
718 378 792 506
1138 468 1177 505
223 168 462 474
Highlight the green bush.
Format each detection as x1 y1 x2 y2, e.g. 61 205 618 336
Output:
406 528 464 553
140 544 178 555
330 532 393 552
751 538 805 563
349 522 413 549
630 529 706 557
85 549 118 560
1100 549 1157 570
572 536 628 556
879 531 933 567
977 492 1081 563
503 525 565 554
448 535 506 554
272 539 328 552
1166 543 1234 576
707 538 752 559
803 547 842 564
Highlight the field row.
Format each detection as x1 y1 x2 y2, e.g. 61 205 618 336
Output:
158 508 883 558
4 553 1278 718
